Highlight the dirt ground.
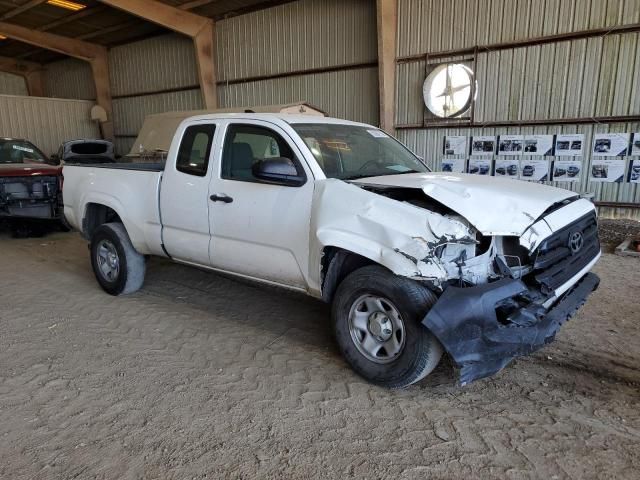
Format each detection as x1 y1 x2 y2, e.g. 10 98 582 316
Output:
598 218 640 252
1 230 639 480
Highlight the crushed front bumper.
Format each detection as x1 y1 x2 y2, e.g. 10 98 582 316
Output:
423 272 600 385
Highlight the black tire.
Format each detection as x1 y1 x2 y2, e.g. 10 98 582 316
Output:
90 222 146 295
332 265 443 388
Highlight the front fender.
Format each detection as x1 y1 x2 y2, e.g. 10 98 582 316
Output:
317 230 448 281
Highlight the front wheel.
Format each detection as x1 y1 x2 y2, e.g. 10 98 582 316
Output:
332 265 443 388
90 223 146 295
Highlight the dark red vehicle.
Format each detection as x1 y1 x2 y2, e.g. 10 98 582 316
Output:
0 138 63 227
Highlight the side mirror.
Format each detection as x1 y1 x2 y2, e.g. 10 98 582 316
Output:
49 154 61 166
252 157 305 187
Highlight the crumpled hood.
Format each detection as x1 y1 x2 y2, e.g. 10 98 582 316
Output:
353 172 577 236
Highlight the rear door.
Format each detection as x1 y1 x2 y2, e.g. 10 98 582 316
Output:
207 120 314 288
159 121 218 265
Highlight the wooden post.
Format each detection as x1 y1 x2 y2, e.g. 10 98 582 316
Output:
194 22 217 109
25 70 45 97
90 54 114 140
376 0 397 134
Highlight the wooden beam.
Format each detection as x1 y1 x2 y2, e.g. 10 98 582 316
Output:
0 54 41 72
0 0 47 21
0 21 105 60
100 0 210 37
376 0 397 134
98 0 217 108
0 22 113 139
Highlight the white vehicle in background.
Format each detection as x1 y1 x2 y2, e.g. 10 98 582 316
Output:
63 111 601 387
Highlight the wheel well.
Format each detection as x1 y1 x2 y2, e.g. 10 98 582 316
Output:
321 247 376 303
82 203 122 239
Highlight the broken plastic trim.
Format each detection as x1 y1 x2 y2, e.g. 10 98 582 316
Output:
422 272 600 385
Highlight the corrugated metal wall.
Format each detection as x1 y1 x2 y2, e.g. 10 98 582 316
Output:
397 0 640 58
216 0 377 81
33 0 379 156
112 89 204 155
215 0 379 124
0 94 99 155
0 72 28 96
44 58 96 100
396 32 640 125
109 34 199 97
218 67 379 124
396 0 640 218
107 0 378 155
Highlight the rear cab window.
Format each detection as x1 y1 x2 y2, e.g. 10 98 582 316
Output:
176 124 216 177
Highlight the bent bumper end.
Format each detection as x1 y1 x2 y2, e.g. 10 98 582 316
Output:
423 272 600 385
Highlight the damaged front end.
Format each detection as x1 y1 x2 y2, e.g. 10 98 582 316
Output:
0 175 63 221
424 211 601 385
314 179 601 385
347 181 602 385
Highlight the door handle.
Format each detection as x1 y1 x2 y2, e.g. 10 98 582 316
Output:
210 193 233 204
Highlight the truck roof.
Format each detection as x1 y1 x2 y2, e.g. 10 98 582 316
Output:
186 112 371 127
128 105 373 156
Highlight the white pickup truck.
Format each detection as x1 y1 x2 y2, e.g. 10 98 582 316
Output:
63 113 601 387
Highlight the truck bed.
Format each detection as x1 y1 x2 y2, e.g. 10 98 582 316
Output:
62 163 164 255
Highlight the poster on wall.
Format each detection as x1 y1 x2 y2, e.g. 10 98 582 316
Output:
631 133 640 156
524 135 555 156
555 134 584 156
552 160 582 183
443 136 467 155
495 159 519 178
629 160 640 183
470 136 496 156
468 158 492 175
590 159 625 183
441 158 466 173
520 159 549 182
592 133 631 157
497 135 524 155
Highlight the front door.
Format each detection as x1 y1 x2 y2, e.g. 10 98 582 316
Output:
207 120 314 288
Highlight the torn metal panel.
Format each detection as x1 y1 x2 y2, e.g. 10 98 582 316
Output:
310 179 478 289
353 172 578 236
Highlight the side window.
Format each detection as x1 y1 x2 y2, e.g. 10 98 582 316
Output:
176 124 216 177
221 124 300 182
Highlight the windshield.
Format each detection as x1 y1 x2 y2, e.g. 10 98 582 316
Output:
291 124 429 180
0 140 47 164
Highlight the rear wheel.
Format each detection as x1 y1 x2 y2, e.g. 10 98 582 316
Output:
332 265 442 388
90 223 145 295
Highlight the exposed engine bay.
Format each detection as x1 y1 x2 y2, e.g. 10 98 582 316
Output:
0 175 62 220
357 184 537 289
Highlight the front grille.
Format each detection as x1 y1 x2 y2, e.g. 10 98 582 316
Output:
530 212 600 294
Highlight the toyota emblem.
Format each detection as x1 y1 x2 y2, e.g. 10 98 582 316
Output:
568 231 584 254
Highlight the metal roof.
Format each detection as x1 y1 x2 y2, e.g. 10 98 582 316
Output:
0 0 295 63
